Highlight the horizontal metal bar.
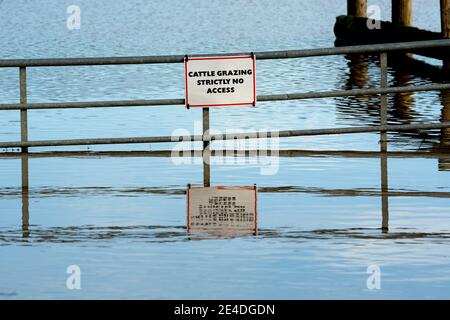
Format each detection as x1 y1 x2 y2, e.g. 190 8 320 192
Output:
1 122 449 148
216 122 450 141
1 83 449 111
0 98 186 110
0 40 448 68
1 149 449 159
2 185 449 198
258 83 450 102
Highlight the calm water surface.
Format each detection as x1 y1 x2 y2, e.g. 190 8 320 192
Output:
0 0 449 299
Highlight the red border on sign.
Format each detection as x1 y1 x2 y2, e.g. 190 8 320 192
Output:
254 185 258 234
186 185 258 233
186 186 191 232
184 55 257 108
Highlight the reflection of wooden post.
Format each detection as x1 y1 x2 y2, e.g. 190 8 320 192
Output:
347 54 369 89
439 90 450 170
442 0 450 71
441 90 450 150
347 0 367 17
341 54 370 116
392 0 413 26
392 71 414 121
441 0 450 157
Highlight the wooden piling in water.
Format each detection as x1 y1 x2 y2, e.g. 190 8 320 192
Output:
442 0 450 38
392 0 413 58
347 0 367 17
336 2 449 64
441 0 450 160
442 0 450 71
392 0 413 27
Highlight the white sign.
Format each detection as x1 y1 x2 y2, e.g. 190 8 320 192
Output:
187 186 258 233
184 55 256 108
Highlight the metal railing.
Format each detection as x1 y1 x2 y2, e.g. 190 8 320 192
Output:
2 40 449 234
0 39 449 151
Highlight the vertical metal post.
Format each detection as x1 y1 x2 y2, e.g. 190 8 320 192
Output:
21 152 29 189
20 67 30 234
202 107 211 187
381 151 389 232
380 52 389 232
203 155 211 187
202 107 210 150
20 67 28 153
21 154 30 237
380 53 388 152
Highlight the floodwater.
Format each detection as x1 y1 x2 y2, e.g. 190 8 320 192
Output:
0 0 449 299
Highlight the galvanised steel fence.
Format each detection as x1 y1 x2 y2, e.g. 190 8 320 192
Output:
0 39 449 151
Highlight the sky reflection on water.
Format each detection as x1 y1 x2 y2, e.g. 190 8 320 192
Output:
0 0 449 299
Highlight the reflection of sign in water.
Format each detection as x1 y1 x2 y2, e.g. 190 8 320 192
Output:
187 186 257 233
184 55 256 108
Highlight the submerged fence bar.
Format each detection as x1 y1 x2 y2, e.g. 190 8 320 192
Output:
2 149 450 159
0 39 449 150
1 122 450 149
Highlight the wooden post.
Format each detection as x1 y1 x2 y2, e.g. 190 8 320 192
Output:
392 0 413 26
347 0 367 17
442 0 450 37
441 0 450 71
441 0 450 167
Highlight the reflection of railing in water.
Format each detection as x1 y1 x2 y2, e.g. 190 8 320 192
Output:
5 223 450 244
12 147 450 238
440 90 450 170
2 149 449 158
1 40 449 237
